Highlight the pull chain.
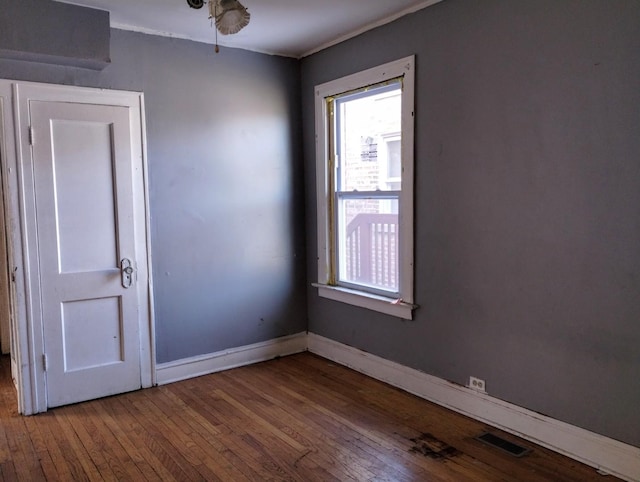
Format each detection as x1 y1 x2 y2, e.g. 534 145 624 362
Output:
209 1 220 53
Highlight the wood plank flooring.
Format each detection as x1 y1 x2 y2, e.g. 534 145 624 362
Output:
0 352 617 481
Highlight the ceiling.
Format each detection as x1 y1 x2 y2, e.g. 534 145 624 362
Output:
53 0 442 58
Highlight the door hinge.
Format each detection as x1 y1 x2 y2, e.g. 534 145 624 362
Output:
42 353 47 371
29 126 34 146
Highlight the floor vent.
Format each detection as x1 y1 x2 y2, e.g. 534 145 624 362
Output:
475 432 531 457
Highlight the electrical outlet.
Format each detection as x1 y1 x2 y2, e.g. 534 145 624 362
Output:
469 376 486 393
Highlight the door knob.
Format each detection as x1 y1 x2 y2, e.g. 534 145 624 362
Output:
120 258 135 288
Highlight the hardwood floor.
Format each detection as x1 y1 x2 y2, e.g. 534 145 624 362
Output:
0 352 616 481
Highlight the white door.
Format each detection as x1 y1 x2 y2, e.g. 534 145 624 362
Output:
30 99 144 408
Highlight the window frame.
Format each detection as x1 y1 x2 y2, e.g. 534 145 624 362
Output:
313 56 416 320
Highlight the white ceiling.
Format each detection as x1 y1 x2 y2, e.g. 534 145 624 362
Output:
53 0 442 58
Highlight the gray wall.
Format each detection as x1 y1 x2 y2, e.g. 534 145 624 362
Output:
1 5 307 363
302 0 640 447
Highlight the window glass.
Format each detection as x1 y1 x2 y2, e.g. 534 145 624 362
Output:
335 83 401 193
332 81 402 295
337 198 399 292
386 139 402 180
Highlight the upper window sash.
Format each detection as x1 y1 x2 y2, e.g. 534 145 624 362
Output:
332 80 403 195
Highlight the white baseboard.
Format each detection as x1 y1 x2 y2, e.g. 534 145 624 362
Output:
308 333 640 482
155 332 308 385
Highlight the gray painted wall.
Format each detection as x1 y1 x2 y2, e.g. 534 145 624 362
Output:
302 0 640 447
1 11 307 362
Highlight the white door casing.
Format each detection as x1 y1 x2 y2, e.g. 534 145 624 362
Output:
0 83 29 411
0 94 11 356
4 81 154 413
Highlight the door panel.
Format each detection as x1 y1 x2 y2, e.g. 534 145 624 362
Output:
30 100 141 408
53 120 118 273
62 297 123 372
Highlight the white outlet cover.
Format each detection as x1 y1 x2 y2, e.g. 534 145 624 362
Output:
469 376 487 393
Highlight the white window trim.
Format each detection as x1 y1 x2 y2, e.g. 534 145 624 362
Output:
314 56 416 320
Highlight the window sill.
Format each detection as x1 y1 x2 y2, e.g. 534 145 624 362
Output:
313 283 416 320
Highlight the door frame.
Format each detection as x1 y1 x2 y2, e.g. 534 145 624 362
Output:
0 93 12 356
0 79 156 414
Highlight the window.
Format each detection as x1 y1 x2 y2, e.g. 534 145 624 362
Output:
314 57 415 319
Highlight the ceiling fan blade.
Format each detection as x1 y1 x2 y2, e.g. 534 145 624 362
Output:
215 1 250 35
